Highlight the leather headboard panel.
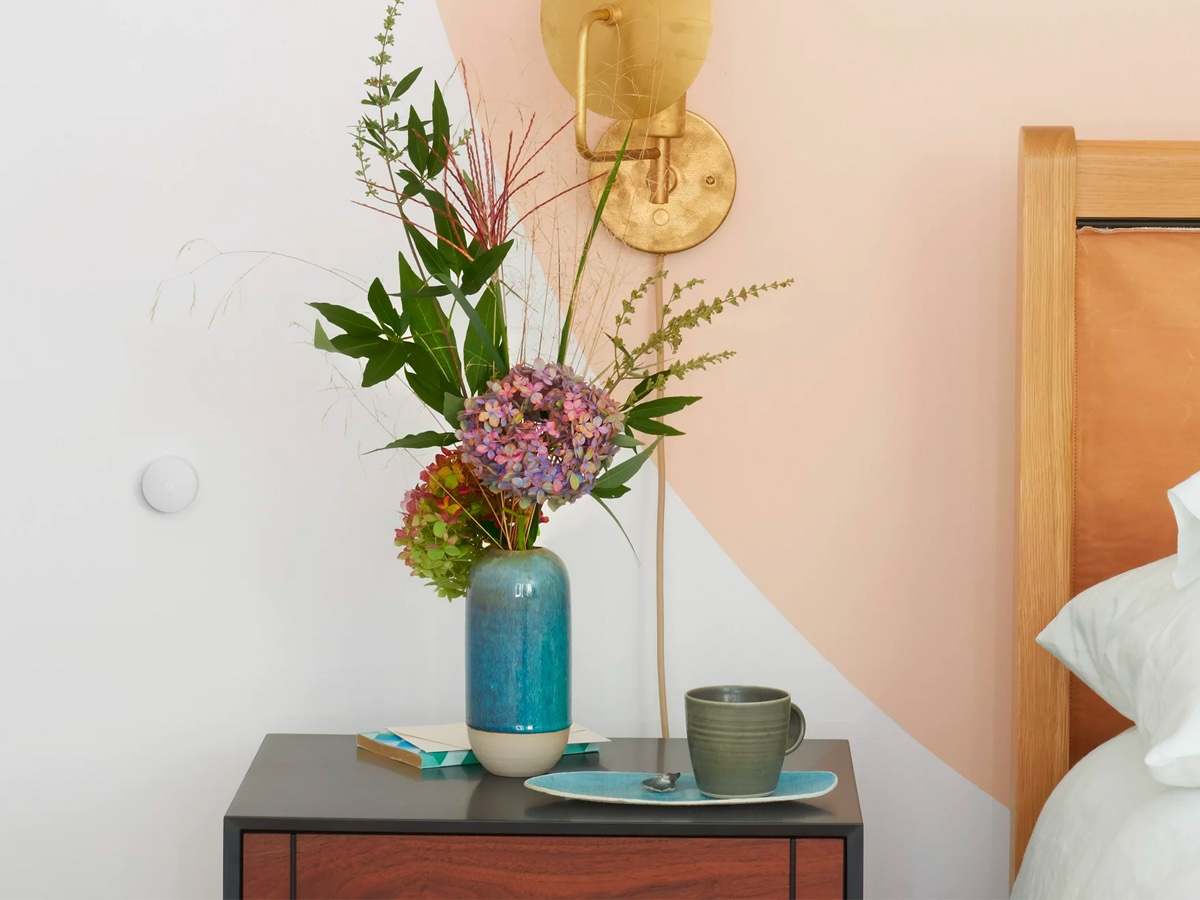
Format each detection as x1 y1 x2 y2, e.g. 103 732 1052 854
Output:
1070 227 1200 762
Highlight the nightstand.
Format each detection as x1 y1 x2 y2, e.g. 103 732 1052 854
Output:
224 735 863 899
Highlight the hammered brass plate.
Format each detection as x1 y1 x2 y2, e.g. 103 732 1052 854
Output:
588 111 735 253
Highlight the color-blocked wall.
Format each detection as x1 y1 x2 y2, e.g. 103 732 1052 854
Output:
6 1 1200 897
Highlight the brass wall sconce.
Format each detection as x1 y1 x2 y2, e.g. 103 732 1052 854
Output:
541 0 735 254
540 0 737 741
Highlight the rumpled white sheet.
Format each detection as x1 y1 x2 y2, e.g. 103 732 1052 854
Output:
1012 728 1200 899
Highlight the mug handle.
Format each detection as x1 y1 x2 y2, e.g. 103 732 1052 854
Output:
785 703 806 755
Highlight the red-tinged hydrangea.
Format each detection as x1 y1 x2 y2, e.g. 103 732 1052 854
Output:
458 362 624 509
394 448 495 600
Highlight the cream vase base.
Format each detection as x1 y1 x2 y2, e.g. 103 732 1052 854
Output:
467 727 570 777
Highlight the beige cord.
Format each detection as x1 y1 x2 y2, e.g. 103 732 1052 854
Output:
654 254 669 739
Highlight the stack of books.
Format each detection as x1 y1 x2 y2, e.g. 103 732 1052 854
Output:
357 723 607 770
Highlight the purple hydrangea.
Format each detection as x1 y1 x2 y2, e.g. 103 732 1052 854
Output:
458 362 624 509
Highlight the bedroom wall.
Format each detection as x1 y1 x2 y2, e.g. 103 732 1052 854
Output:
4 1 1200 897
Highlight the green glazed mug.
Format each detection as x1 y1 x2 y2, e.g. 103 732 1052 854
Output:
685 685 806 799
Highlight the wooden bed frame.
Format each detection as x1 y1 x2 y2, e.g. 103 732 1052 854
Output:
1015 127 1200 874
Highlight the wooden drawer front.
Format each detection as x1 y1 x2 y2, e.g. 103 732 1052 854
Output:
795 838 845 899
296 834 804 899
242 833 290 900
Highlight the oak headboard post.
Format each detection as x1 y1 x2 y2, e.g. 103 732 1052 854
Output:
1013 125 1076 877
1015 129 1200 882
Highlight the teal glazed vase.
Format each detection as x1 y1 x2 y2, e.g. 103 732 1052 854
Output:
465 547 571 777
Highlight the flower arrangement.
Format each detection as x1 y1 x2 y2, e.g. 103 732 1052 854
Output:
315 4 793 598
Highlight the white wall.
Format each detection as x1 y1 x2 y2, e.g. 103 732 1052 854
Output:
0 2 1006 897
0 5 663 896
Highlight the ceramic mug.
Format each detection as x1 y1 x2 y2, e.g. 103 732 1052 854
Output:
685 685 806 798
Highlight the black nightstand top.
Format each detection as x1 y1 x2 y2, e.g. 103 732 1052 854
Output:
225 735 862 839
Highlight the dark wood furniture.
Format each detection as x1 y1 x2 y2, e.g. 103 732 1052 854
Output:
224 735 864 899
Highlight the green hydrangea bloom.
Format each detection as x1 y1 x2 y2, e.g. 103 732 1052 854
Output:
394 448 494 599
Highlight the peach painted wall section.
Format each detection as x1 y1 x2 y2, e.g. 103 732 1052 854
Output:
437 0 1200 804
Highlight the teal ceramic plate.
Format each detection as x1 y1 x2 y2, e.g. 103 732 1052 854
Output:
524 771 838 806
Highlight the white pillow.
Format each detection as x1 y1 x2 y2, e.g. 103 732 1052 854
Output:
1037 555 1200 787
1170 470 1200 589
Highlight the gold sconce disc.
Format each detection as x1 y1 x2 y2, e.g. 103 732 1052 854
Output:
588 111 735 254
540 0 712 120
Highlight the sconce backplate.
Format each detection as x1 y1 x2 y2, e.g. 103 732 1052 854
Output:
588 111 735 254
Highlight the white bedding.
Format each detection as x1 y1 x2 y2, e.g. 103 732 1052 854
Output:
1012 728 1200 899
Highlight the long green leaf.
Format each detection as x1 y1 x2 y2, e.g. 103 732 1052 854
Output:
626 395 701 419
405 222 449 278
368 430 456 453
591 495 639 560
626 374 657 406
460 280 508 393
593 437 662 492
391 66 422 99
308 302 382 336
405 368 445 413
396 285 450 298
611 433 642 449
557 124 631 365
398 253 464 396
428 83 450 178
442 392 465 424
422 189 467 273
313 319 337 352
461 240 513 296
590 484 631 499
461 281 508 394
406 105 428 174
397 168 424 195
523 506 543 550
625 418 685 437
331 333 390 358
367 277 405 335
437 275 507 376
361 341 413 387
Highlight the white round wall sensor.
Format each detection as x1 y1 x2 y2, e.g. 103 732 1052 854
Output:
141 456 199 513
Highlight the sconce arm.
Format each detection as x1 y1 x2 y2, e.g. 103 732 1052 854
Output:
575 5 661 163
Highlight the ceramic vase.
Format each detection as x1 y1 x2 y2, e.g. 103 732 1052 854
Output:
465 547 570 777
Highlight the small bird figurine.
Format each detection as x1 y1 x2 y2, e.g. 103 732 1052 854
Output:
641 772 681 793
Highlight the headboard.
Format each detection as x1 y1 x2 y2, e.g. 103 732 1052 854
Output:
1014 127 1200 874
